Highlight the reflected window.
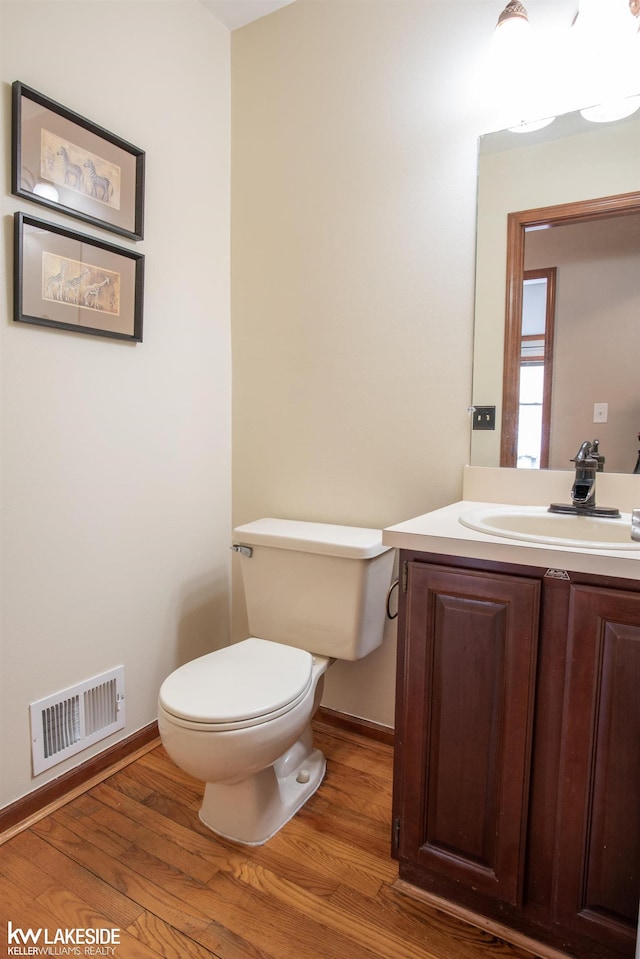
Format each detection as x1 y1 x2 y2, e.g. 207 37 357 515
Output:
516 268 556 468
518 364 544 468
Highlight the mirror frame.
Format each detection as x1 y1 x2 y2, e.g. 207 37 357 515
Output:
500 189 640 467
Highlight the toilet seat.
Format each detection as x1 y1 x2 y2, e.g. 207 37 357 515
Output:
158 637 314 732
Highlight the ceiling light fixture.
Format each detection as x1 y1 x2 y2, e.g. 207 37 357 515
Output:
492 0 531 55
492 0 640 125
573 0 640 121
496 0 529 30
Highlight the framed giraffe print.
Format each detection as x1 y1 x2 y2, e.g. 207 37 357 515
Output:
12 82 145 240
15 213 144 343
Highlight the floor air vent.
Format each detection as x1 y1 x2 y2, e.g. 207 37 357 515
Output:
30 666 125 775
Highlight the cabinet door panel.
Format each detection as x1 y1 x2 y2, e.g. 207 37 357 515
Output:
555 585 640 953
400 563 540 905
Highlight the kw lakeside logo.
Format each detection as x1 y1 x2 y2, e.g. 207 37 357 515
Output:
6 923 120 957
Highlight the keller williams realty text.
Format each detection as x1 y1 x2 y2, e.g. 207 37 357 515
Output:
6 923 120 955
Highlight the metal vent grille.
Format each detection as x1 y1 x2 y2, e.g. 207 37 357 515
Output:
30 666 125 775
84 676 119 735
42 695 81 759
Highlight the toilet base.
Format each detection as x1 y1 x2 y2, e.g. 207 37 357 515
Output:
198 724 326 845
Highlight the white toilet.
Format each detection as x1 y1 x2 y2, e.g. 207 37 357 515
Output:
158 517 394 845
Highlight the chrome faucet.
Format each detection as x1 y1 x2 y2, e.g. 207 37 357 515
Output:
570 440 599 509
548 439 620 517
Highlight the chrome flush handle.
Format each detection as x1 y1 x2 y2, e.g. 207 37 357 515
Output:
631 510 640 543
230 544 253 558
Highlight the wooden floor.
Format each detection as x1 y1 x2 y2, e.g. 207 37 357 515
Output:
0 722 541 959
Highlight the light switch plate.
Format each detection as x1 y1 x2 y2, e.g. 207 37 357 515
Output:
472 406 496 431
593 403 608 423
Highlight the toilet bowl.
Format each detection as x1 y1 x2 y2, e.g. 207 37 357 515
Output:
158 637 331 844
158 518 395 845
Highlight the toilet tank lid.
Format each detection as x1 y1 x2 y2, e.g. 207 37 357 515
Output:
232 518 391 559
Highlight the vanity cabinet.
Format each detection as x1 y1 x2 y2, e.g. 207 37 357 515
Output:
392 551 640 959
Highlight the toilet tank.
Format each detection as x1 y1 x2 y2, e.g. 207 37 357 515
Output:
232 518 395 660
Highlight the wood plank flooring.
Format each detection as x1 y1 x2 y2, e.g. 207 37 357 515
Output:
0 722 542 959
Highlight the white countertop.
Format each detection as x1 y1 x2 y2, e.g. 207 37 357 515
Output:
383 501 640 581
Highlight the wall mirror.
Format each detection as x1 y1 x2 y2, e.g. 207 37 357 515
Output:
470 108 640 473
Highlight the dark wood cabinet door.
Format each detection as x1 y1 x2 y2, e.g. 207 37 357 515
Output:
554 585 640 956
398 563 540 905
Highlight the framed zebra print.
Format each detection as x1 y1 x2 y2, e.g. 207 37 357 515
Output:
12 82 145 241
14 213 144 343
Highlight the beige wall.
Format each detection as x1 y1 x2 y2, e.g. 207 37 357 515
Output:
230 0 507 726
0 1 231 807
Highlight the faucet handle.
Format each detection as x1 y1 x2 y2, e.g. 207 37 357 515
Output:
632 509 640 542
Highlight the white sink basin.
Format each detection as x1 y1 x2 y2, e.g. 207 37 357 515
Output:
459 505 640 550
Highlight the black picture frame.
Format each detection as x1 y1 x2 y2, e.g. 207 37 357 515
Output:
15 212 144 343
12 82 145 241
